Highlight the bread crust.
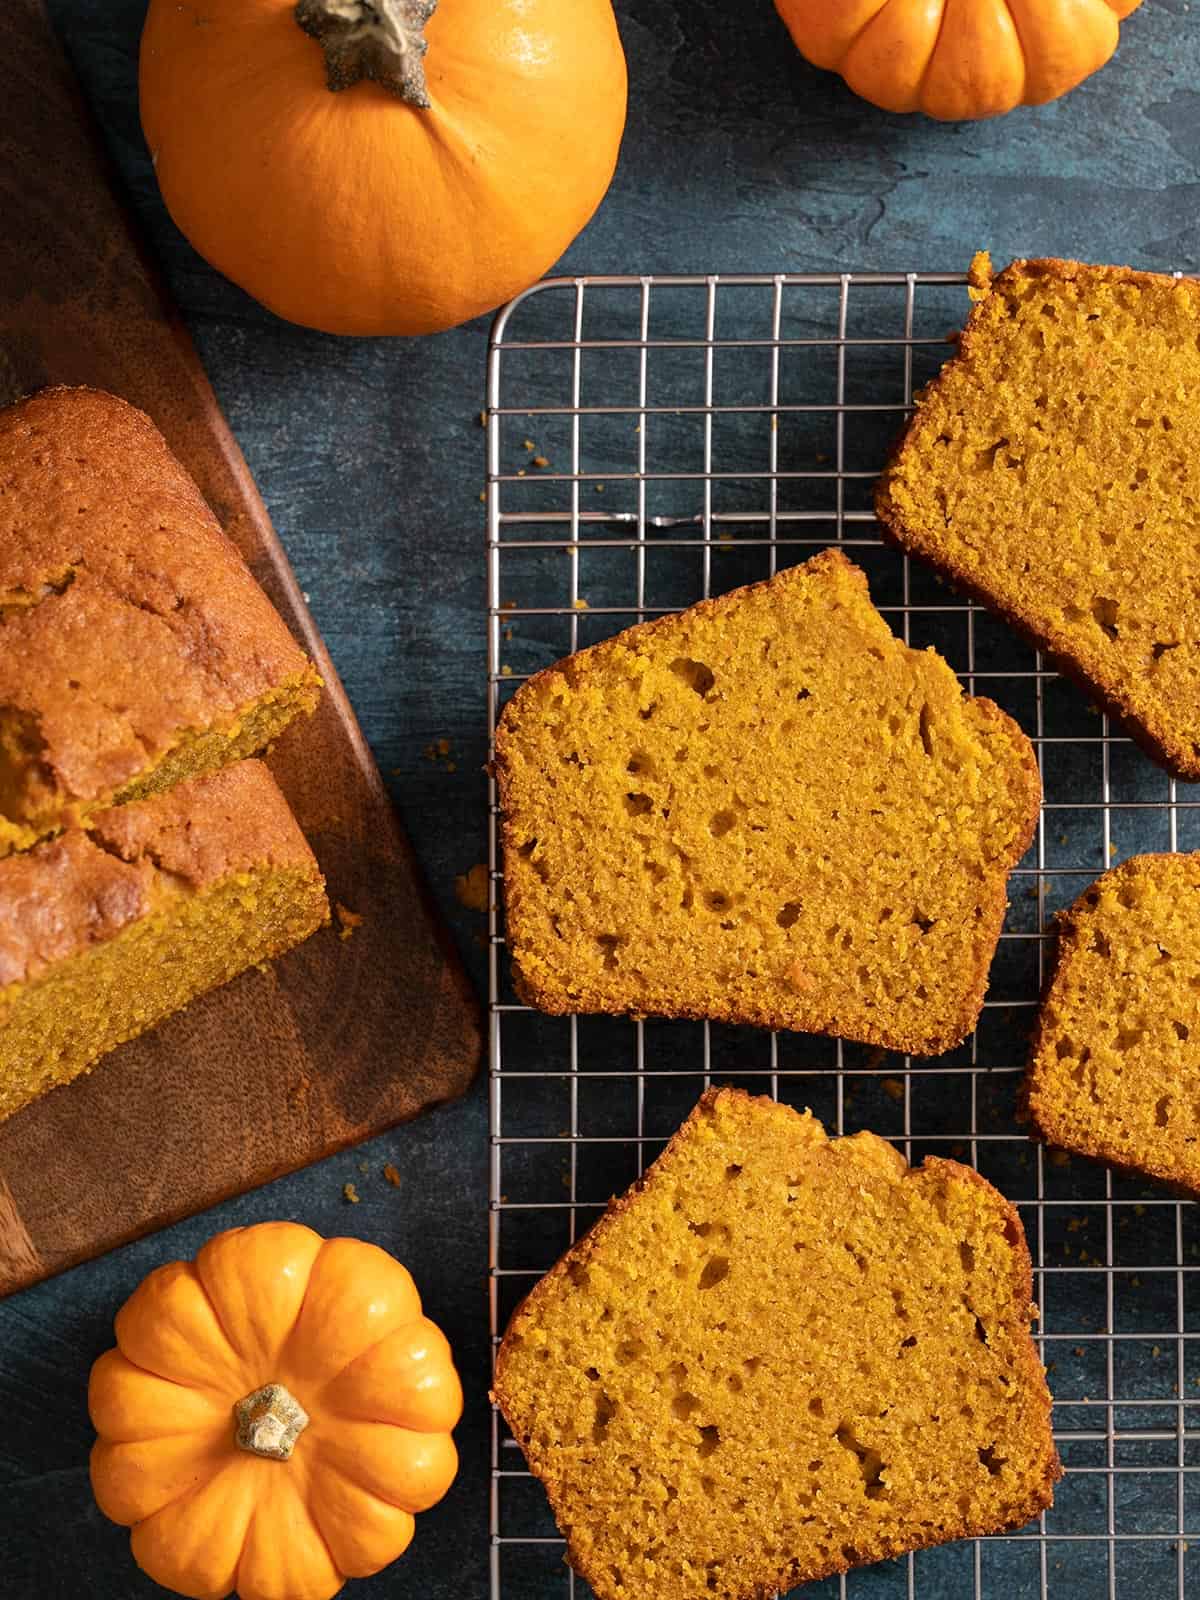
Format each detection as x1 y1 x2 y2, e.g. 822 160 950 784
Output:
492 1086 1061 1600
494 549 1040 1055
876 255 1200 782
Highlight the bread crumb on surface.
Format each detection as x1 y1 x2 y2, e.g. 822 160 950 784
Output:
383 1163 401 1188
882 1077 905 1102
455 863 490 913
335 902 364 940
342 1182 360 1204
573 597 589 610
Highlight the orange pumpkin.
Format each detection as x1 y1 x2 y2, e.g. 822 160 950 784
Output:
138 0 628 336
775 0 1142 121
89 1223 462 1600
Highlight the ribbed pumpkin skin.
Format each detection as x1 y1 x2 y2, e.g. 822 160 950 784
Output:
88 1223 463 1600
775 0 1142 121
139 0 627 335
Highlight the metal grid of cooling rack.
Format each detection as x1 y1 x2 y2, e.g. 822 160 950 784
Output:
486 271 1200 1600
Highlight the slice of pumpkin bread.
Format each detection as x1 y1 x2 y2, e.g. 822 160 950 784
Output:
494 548 1039 1055
0 386 322 855
493 1087 1060 1600
0 760 328 1122
1025 853 1200 1193
877 253 1200 779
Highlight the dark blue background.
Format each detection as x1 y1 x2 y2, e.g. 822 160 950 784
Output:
1 3 1195 1597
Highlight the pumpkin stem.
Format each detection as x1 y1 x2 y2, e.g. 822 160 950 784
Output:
295 0 438 109
234 1383 310 1462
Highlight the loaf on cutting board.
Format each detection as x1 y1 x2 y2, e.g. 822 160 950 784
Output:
0 760 328 1122
0 386 321 856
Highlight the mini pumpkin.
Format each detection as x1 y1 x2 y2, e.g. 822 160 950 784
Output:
138 0 628 336
89 1222 462 1600
775 0 1142 122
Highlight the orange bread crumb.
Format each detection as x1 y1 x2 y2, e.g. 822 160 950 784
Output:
493 1087 1059 1600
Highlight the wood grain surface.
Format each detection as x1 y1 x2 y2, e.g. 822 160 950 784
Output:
0 0 481 1297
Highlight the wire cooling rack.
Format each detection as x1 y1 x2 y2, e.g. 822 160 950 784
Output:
485 272 1200 1600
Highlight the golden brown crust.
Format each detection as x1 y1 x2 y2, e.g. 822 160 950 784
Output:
493 1087 1060 1600
1022 853 1200 1196
0 386 321 831
494 549 1040 1055
876 255 1200 780
0 761 321 989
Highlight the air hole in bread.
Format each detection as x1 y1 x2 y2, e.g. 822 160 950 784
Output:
593 1392 618 1443
1155 1095 1171 1128
1091 596 1120 639
672 1391 701 1420
959 1241 975 1274
709 810 736 839
696 1425 721 1458
777 901 802 929
918 704 935 757
596 934 621 970
624 792 653 817
698 1255 730 1291
670 657 715 697
1153 641 1180 660
978 1444 1006 1476
1174 1020 1190 1041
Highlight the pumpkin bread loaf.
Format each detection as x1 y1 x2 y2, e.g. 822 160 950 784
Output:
493 1087 1060 1600
1025 853 1200 1194
0 386 321 856
0 760 328 1123
877 253 1200 779
495 548 1039 1055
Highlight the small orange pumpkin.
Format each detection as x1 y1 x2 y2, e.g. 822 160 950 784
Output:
138 0 627 336
775 0 1142 121
89 1222 462 1600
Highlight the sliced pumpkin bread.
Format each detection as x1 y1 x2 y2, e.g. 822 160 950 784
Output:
0 386 322 855
493 1086 1060 1600
494 548 1039 1055
0 760 328 1122
1025 853 1200 1193
877 253 1200 778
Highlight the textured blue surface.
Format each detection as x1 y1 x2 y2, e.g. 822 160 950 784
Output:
1 3 1198 1597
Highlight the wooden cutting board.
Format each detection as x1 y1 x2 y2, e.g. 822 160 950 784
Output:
0 0 481 1296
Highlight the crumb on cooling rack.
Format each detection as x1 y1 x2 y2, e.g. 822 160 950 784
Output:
501 664 513 676
335 903 364 941
455 863 490 913
594 483 605 492
573 596 589 610
383 1163 402 1188
479 411 488 427
523 438 535 451
533 455 551 468
343 1182 361 1204
882 1077 904 1102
